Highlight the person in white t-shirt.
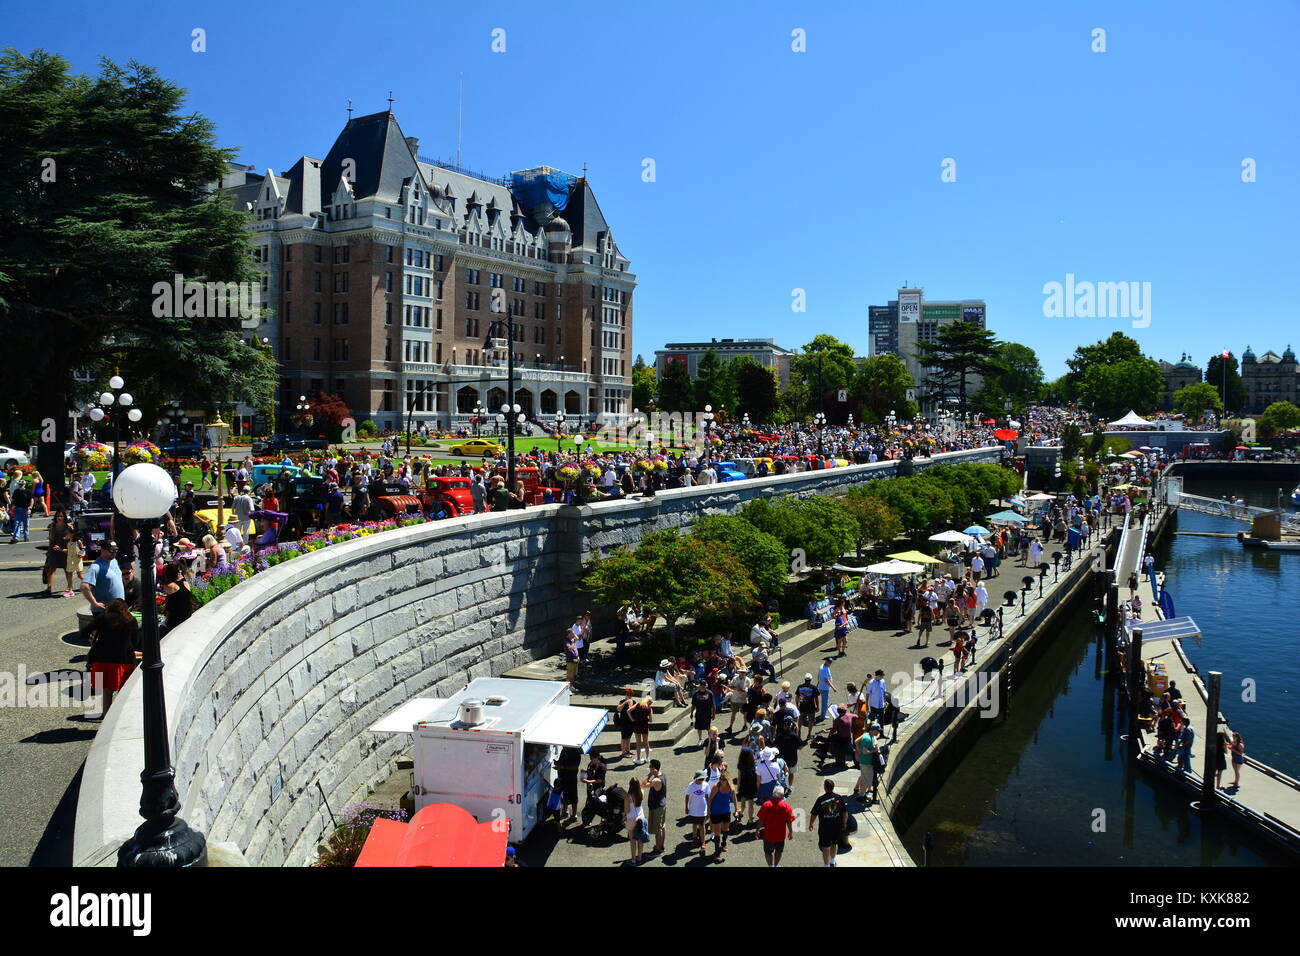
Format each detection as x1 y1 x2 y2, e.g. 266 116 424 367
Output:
684 771 712 855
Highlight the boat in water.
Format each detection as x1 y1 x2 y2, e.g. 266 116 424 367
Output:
1237 531 1300 552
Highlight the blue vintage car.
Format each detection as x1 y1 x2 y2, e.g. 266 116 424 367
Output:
712 461 747 482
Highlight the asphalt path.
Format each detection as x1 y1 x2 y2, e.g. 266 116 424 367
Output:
0 512 102 866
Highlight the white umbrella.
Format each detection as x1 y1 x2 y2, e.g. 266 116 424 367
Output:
929 530 975 546
1026 493 1056 501
865 559 924 576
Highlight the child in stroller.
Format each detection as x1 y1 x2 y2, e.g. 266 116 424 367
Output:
580 782 628 840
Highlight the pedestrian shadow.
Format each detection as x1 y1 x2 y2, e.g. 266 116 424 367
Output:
20 727 97 744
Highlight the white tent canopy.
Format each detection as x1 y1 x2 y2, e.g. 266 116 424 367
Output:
865 559 924 575
1108 410 1153 428
929 530 975 546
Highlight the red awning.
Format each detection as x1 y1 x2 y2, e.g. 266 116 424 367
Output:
355 803 510 867
993 429 1019 441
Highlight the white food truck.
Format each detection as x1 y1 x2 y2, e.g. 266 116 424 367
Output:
370 677 609 842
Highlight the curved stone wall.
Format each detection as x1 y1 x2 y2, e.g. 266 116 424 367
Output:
73 448 999 866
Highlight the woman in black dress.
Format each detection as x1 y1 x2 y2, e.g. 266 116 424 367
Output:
554 746 582 824
734 747 759 825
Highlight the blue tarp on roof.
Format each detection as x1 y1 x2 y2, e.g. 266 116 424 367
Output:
511 168 575 213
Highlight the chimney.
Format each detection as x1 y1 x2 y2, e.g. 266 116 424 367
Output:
405 136 420 155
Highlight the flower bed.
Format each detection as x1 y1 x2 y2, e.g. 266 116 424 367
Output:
190 515 430 605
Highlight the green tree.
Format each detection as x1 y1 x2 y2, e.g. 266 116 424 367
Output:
631 355 657 410
1205 352 1247 413
1064 332 1144 402
738 496 855 568
657 360 694 412
0 49 276 491
733 359 777 423
838 489 903 558
694 349 724 410
1077 357 1163 420
1173 381 1224 424
1258 400 1300 439
977 341 1042 412
853 354 915 425
690 514 788 599
912 321 1003 416
1060 423 1084 461
790 334 857 415
582 530 757 647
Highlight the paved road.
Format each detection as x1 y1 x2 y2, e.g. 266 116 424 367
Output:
0 512 104 865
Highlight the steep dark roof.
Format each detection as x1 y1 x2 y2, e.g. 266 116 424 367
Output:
318 111 419 206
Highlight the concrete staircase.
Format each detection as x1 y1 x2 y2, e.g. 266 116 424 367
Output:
503 614 846 756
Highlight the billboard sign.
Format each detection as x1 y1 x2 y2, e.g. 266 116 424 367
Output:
899 292 921 324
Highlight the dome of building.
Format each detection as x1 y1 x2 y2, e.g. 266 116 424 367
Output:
1284 344 1296 362
1242 345 1256 363
544 216 570 234
1174 351 1197 370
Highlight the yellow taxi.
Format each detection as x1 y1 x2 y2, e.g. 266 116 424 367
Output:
448 438 504 458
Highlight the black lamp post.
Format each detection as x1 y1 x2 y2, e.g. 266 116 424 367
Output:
1020 576 1034 616
814 411 826 459
87 375 143 511
1052 550 1062 582
701 404 715 452
644 430 658 496
553 411 567 441
405 381 430 459
484 305 518 490
113 463 207 867
1037 562 1048 598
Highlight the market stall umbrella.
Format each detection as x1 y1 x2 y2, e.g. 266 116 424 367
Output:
993 429 1019 441
1234 445 1251 450
929 530 975 546
1111 483 1134 490
886 550 946 564
356 802 509 867
963 525 991 536
865 559 925 575
985 510 1028 524
1025 493 1056 501
981 418 996 424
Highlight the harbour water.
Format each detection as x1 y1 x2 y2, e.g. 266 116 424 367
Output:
900 477 1297 866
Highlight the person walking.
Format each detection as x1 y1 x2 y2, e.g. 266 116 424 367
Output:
795 674 820 742
1228 733 1245 789
8 479 31 543
614 690 636 761
624 778 647 864
684 770 712 856
735 747 758 826
854 721 878 802
642 759 667 855
817 658 836 724
86 599 141 718
631 696 652 764
691 680 715 746
757 786 795 867
707 770 734 858
1214 731 1229 790
866 669 888 727
1176 719 1196 774
808 779 850 866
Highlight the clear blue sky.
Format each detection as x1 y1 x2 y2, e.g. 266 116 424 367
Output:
9 1 1298 378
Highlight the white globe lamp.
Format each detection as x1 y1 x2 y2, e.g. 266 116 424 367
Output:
112 463 176 519
108 375 124 390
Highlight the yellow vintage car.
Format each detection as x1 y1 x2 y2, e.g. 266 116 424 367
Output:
448 438 503 457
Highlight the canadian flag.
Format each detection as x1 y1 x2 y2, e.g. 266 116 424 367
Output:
1220 350 1230 358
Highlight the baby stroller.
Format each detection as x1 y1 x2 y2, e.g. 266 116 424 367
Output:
580 783 627 840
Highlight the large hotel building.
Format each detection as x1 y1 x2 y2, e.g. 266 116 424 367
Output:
868 287 987 409
221 110 635 431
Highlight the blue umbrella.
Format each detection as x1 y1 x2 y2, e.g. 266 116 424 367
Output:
964 525 990 536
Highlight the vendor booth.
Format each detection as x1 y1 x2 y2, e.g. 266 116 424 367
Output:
370 678 609 842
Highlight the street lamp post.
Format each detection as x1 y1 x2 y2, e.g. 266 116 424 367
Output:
206 415 231 533
113 462 207 868
644 431 658 496
86 375 143 505
553 411 567 441
405 382 430 459
484 298 518 489
814 411 826 459
701 405 715 452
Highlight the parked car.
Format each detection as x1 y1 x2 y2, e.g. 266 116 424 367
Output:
0 445 31 468
160 438 203 458
449 438 503 458
252 433 328 454
712 462 747 482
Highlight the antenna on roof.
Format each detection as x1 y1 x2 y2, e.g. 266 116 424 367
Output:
387 90 394 111
346 98 353 119
581 162 588 179
456 73 463 170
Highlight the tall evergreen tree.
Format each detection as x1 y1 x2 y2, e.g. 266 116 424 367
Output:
0 49 275 490
631 354 657 410
657 359 695 412
912 321 1003 416
1205 352 1247 413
